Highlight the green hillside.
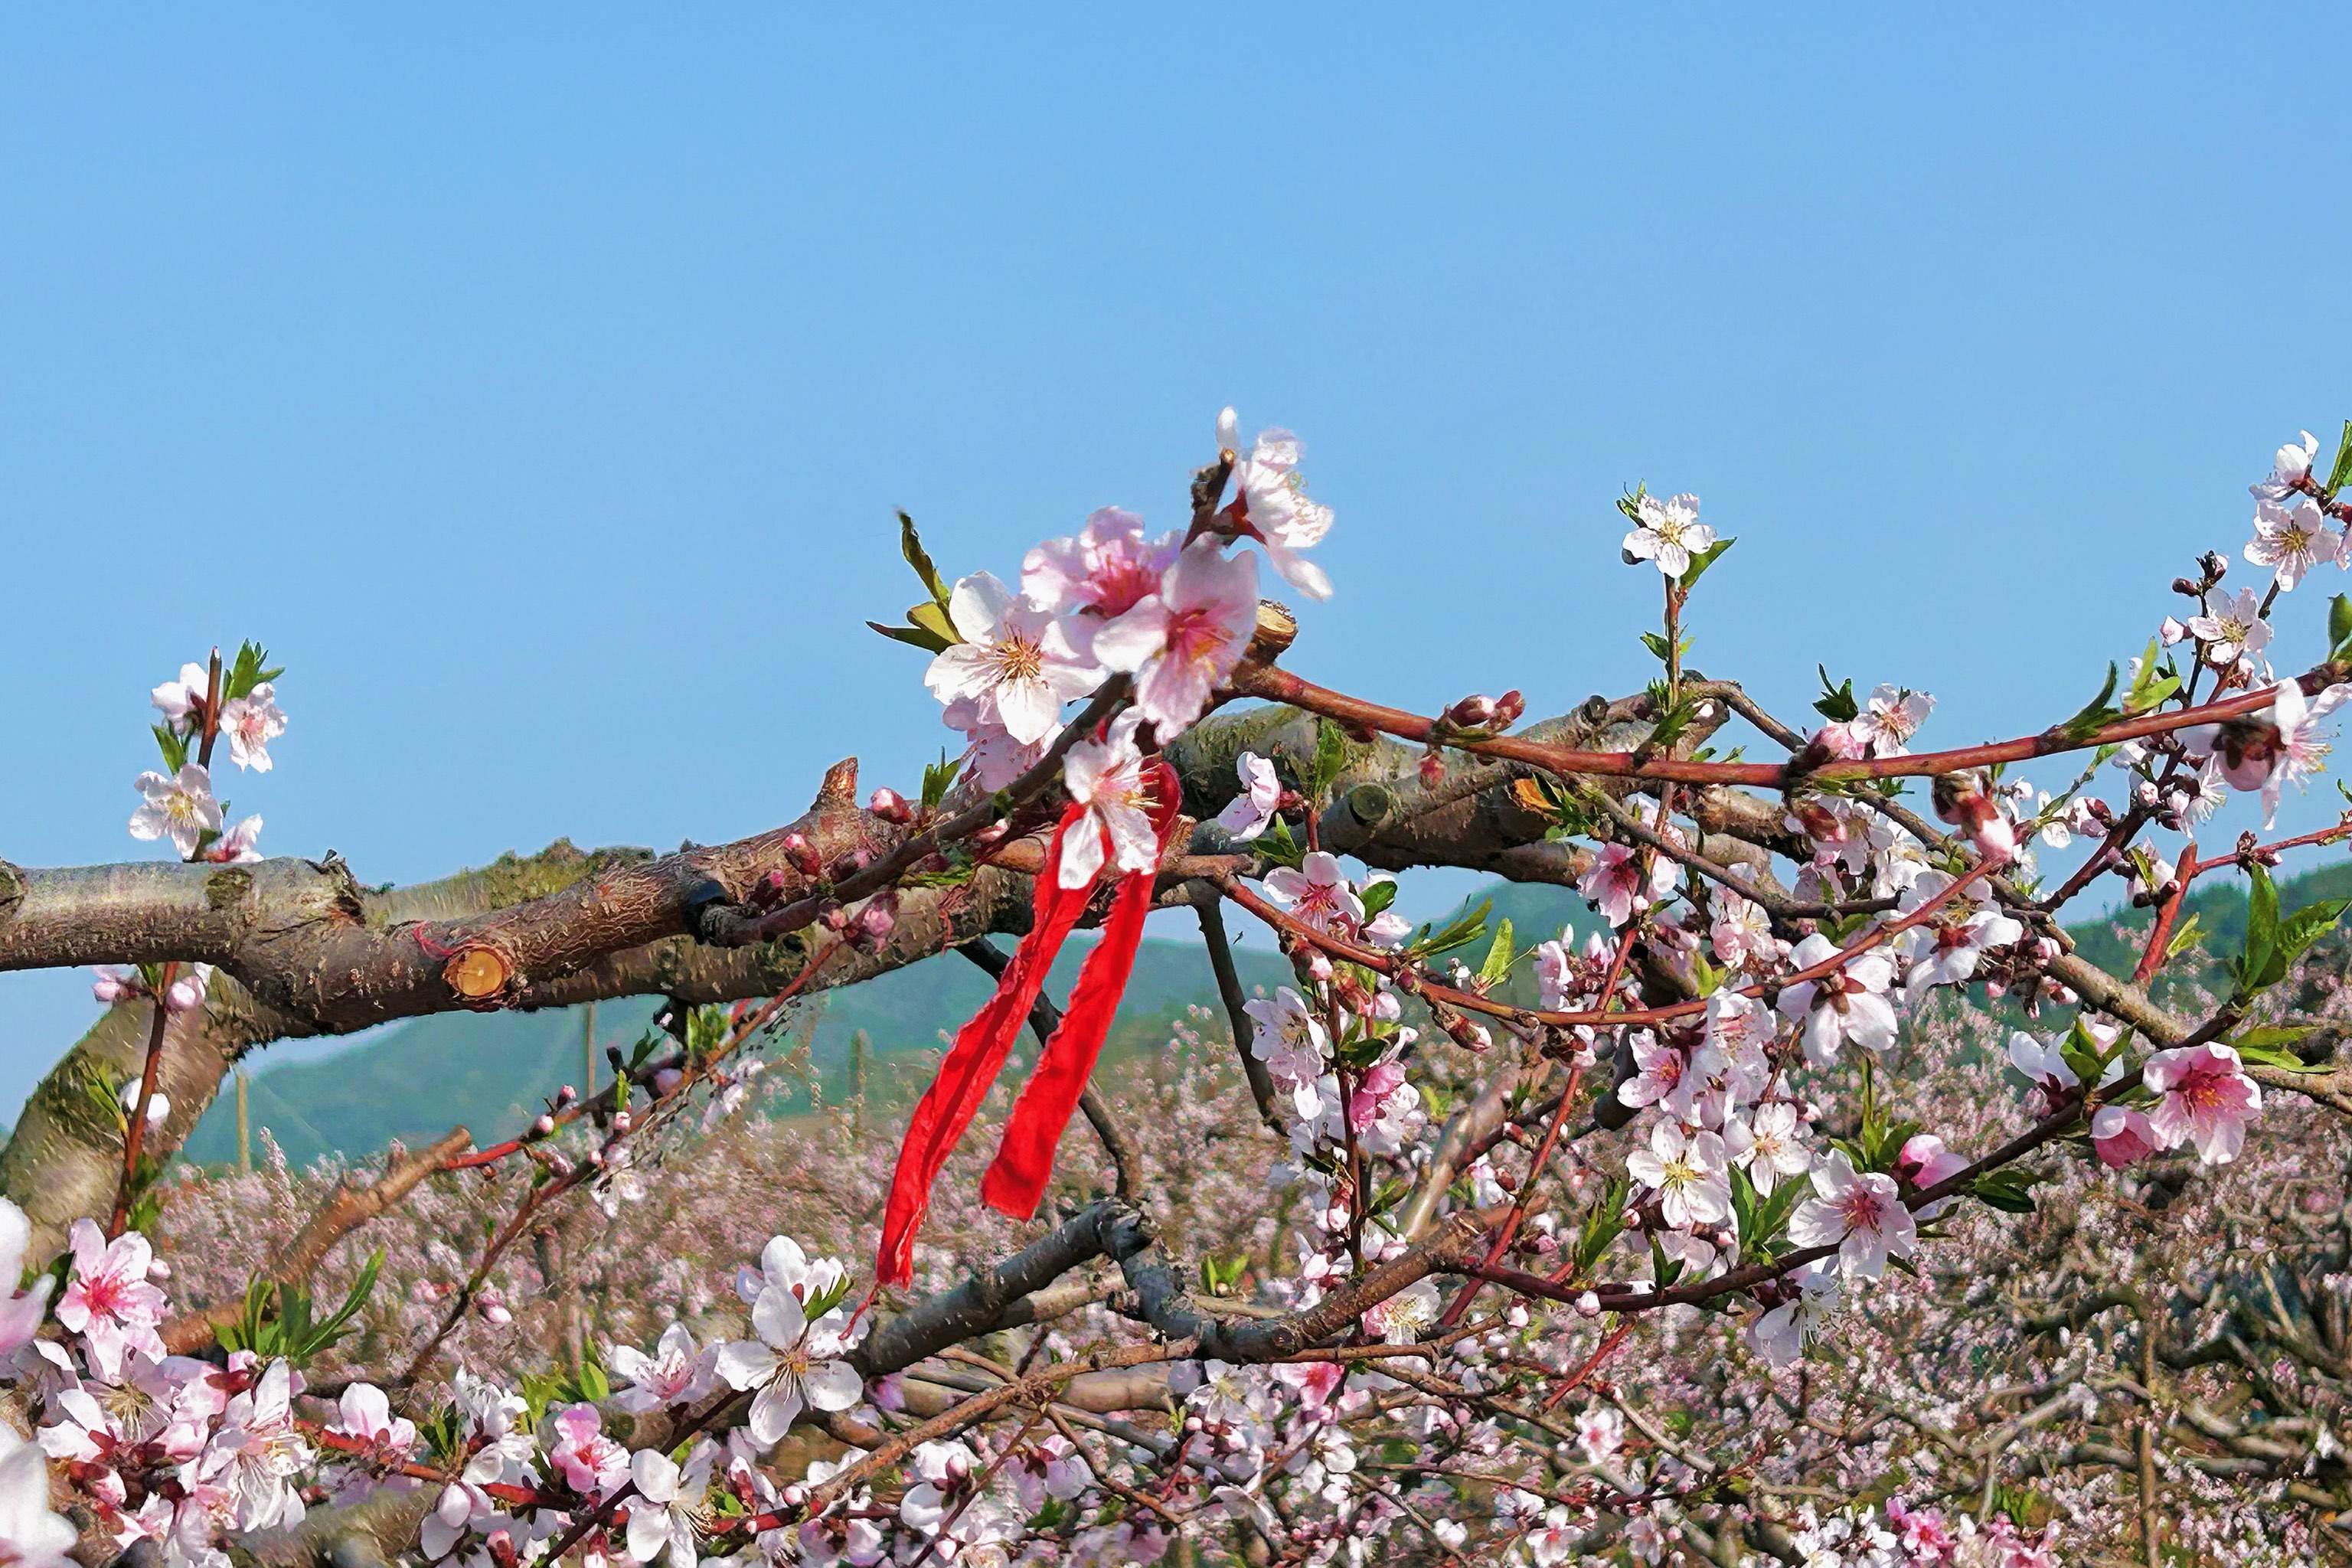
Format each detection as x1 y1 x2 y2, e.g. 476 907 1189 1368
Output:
182 930 1294 1168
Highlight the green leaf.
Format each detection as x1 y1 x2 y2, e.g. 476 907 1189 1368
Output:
1307 718 1350 802
866 618 955 654
920 751 960 812
2122 639 2179 715
1676 535 1735 592
2331 592 2352 658
2278 897 2350 966
2329 420 2352 497
152 724 188 773
1640 630 1673 663
1410 900 1491 962
1360 878 1398 919
1968 1169 2040 1214
2236 1040 2334 1073
1478 918 1516 985
2060 662 2122 741
223 642 282 704
1813 667 1858 724
2166 911 2205 961
1256 817 1306 871
1749 1178 1806 1257
897 511 949 606
2238 861 2283 995
1573 1179 1629 1276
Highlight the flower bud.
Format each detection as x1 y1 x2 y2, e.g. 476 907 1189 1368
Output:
1443 693 1501 729
532 1114 556 1137
611 1111 634 1135
557 1084 578 1105
1575 1291 1601 1318
858 896 899 947
1217 406 1240 455
819 900 852 933
780 831 822 877
1419 752 1445 789
868 787 913 823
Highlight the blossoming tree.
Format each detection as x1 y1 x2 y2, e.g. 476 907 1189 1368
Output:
3 415 2352 1565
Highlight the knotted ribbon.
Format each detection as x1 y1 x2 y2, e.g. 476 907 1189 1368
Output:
874 761 1181 1286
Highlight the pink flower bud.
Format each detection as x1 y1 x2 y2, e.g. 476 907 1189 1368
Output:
858 897 898 943
1419 752 1446 789
532 1115 556 1137
1575 1292 1601 1318
868 787 913 823
90 968 139 1005
781 831 822 877
611 1111 633 1135
557 1084 578 1105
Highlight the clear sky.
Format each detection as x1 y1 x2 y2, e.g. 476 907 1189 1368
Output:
5 8 2350 1116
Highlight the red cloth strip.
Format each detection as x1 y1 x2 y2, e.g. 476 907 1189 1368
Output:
874 804 1092 1287
980 763 1182 1220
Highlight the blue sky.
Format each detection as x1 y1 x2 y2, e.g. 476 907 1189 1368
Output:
4 8 2350 1115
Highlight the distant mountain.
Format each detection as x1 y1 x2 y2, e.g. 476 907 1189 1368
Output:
178 859 2352 1169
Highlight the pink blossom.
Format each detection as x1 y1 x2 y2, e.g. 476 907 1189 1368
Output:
56 1220 168 1379
2181 680 2352 825
1215 750 1282 841
1089 543 1260 734
1710 888 1773 969
200 815 264 864
1620 492 1712 577
2184 586 2270 669
149 662 211 737
128 763 222 858
217 683 286 772
547 1403 629 1496
1851 684 1933 756
0 1202 51 1361
1625 1121 1731 1230
1577 841 1678 928
1895 1133 1970 1219
2090 1105 2159 1169
1057 711 1160 889
1230 424 1334 599
2246 496 2343 590
1777 933 1897 1066
2250 429 2321 502
1789 1152 1916 1278
2143 1042 2262 1165
923 571 1099 745
1261 851 1364 935
0 1427 76 1568
608 1321 714 1413
1022 507 1181 629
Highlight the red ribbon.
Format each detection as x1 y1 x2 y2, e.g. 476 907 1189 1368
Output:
981 762 1182 1220
872 762 1180 1286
